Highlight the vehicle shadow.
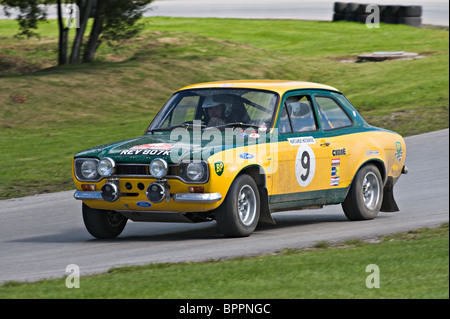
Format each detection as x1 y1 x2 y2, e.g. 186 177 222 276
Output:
101 210 353 242
11 209 389 244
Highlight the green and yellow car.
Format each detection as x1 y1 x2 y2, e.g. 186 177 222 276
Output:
73 80 408 238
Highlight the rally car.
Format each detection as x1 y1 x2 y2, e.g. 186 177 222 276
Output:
72 80 407 238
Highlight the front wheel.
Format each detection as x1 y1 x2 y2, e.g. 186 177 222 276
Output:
82 203 127 239
214 174 260 237
342 164 383 221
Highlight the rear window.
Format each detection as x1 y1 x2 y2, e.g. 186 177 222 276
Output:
315 96 352 130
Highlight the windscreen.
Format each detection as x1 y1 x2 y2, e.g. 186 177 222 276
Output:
148 88 279 131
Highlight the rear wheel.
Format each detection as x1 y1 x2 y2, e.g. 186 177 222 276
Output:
215 174 260 237
82 203 127 239
342 164 383 221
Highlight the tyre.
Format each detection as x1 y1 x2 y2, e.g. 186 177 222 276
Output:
82 203 127 239
344 2 359 21
334 2 348 14
333 13 345 21
342 164 383 221
383 5 400 23
356 4 369 15
384 5 401 16
399 5 422 17
345 2 359 14
344 13 356 22
214 174 260 237
356 14 370 24
398 17 422 27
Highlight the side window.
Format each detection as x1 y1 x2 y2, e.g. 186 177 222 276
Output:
285 95 317 132
278 106 292 134
315 96 352 130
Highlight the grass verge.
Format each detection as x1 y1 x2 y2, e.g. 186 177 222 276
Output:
0 17 448 199
0 223 448 299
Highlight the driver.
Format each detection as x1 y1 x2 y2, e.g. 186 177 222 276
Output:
202 97 226 127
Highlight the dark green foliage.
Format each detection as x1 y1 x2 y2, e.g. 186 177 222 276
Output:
101 0 151 46
1 0 153 63
1 0 51 38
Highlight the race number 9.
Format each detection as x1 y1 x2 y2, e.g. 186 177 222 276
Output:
295 144 316 187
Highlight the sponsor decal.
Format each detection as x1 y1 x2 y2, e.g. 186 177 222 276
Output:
331 158 340 166
136 201 152 208
331 157 340 185
366 150 380 156
130 143 172 150
395 142 403 161
330 176 340 187
288 136 315 145
120 149 171 156
120 143 173 156
214 161 224 176
332 148 347 156
331 166 340 177
238 130 247 138
295 144 316 187
239 153 254 159
249 131 260 138
221 83 235 87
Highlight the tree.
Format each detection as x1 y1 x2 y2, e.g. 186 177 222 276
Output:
1 0 48 38
1 0 153 64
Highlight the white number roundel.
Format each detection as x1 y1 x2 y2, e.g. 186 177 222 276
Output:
295 144 316 187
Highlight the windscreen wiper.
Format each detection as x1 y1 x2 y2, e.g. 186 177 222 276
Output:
148 122 206 132
204 122 259 130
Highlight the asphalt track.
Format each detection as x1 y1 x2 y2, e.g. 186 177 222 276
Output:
0 129 448 284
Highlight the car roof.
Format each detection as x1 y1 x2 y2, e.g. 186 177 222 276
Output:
178 80 341 95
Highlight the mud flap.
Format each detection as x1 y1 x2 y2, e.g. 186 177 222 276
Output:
258 187 276 224
380 177 399 212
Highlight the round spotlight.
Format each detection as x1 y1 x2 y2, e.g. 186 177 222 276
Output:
186 162 205 181
101 182 119 202
98 157 116 177
149 158 168 179
146 183 165 203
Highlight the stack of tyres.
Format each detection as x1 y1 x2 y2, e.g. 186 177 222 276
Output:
383 5 400 24
344 2 359 22
383 5 422 27
332 2 422 27
355 4 384 23
333 2 347 21
399 6 422 27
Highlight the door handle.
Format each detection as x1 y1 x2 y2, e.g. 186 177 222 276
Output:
320 142 331 147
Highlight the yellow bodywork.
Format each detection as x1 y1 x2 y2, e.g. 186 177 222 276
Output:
73 80 406 214
74 130 405 213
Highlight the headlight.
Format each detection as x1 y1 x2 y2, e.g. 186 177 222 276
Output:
149 158 168 179
74 158 101 181
81 160 98 179
97 157 116 177
186 162 205 181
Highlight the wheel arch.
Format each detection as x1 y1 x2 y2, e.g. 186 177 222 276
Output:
353 159 387 186
236 164 267 188
236 165 275 224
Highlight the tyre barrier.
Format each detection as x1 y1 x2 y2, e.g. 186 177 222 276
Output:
333 2 422 27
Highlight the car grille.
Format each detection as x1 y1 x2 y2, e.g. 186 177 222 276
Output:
116 164 148 176
115 164 177 177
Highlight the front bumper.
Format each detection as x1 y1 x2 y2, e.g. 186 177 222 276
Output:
74 190 222 204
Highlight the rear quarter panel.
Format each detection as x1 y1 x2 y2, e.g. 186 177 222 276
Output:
343 130 406 186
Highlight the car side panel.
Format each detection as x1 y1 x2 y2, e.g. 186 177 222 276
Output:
266 130 406 209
